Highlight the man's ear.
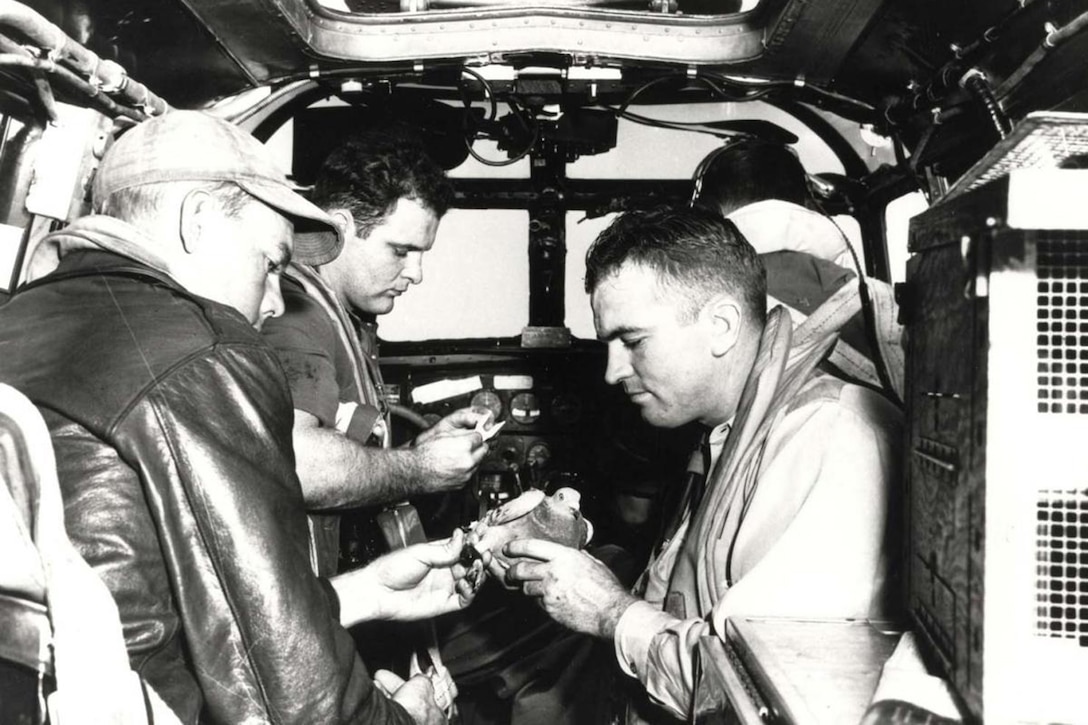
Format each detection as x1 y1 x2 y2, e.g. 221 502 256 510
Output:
178 188 216 255
705 295 743 357
326 208 355 241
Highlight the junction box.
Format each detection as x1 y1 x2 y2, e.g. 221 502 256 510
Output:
905 169 1088 723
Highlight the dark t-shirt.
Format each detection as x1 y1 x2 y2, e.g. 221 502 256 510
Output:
263 272 387 442
262 271 387 574
263 273 360 428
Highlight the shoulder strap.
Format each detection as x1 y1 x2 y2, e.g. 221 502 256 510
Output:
672 304 844 612
287 264 390 446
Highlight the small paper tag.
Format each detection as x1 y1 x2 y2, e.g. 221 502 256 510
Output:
476 419 506 441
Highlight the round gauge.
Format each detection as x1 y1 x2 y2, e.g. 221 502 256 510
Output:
551 392 584 427
471 390 504 421
525 442 552 469
509 392 541 425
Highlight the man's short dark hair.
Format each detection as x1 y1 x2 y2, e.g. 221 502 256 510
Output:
585 206 767 326
311 128 454 236
693 139 810 217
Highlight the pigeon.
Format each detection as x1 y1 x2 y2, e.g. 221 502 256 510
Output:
461 487 593 589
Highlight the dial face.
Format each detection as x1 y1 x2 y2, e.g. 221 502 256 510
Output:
526 441 552 468
551 392 583 427
509 392 541 425
471 390 504 421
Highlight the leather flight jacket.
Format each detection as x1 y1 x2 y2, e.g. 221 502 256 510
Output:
0 250 411 725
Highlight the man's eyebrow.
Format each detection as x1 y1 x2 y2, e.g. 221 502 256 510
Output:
391 241 428 251
598 325 643 342
276 241 292 267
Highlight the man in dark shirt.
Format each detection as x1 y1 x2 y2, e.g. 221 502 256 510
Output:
262 129 491 577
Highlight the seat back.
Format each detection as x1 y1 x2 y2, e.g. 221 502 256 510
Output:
0 383 181 725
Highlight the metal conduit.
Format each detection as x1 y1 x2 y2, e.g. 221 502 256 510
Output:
0 0 169 120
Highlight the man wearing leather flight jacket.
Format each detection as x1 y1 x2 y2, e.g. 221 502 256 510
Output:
0 112 474 725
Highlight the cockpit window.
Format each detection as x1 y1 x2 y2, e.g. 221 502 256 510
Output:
568 103 839 180
885 190 929 285
566 212 614 339
266 98 871 344
381 208 530 340
380 111 532 341
565 104 867 339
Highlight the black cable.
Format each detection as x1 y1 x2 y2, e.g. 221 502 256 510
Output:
617 72 767 117
700 70 875 116
458 66 497 122
697 74 773 103
960 69 1012 140
462 96 538 167
458 68 537 166
616 73 686 115
821 209 903 407
608 108 759 139
463 130 538 166
619 68 874 120
997 9 1088 98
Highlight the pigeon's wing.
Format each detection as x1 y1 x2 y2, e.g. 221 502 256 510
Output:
487 489 546 526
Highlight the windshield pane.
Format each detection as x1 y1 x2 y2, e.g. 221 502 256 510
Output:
380 209 529 341
886 191 929 284
569 103 846 179
565 103 859 338
566 212 615 340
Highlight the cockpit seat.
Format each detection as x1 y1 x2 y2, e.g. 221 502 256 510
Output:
0 383 180 725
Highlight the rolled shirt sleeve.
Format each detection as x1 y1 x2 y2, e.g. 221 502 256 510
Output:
614 601 703 720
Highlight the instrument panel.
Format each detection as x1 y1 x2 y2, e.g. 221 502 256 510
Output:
379 346 695 552
381 350 609 521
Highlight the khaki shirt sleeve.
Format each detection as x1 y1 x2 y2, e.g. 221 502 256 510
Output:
614 389 900 720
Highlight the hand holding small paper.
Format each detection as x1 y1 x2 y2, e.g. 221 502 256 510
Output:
475 418 506 442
